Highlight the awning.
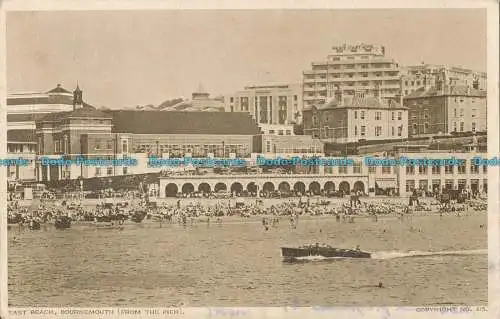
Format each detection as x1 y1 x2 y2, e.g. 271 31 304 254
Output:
375 180 397 189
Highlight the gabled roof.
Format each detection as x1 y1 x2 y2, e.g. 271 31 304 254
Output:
105 110 261 135
39 106 111 122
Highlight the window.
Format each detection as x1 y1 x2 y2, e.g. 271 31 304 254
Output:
397 126 402 136
398 112 402 120
375 112 381 120
382 166 391 174
375 126 382 137
95 167 101 176
95 141 101 150
107 167 113 176
418 165 428 175
460 122 464 132
353 162 362 174
268 130 275 134
354 111 358 119
470 162 479 174
458 162 466 174
419 180 428 191
354 126 358 136
412 124 418 135
361 126 366 136
472 122 476 132
230 97 234 103
266 141 271 152
360 111 365 119
286 130 291 135
106 140 112 150
406 180 415 193
460 108 464 117
312 116 318 125
369 166 376 174
406 166 415 175
278 130 284 135
338 166 348 174
483 165 487 174
445 165 454 174
122 140 128 153
452 122 457 132
392 112 395 120
432 165 441 175
392 126 395 136
123 167 128 175
454 109 457 117
424 123 429 133
471 109 477 118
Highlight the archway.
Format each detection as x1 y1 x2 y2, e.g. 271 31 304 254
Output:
309 182 321 195
324 181 335 192
165 183 178 197
247 182 258 194
262 182 275 193
278 182 291 192
339 181 350 194
230 182 243 195
181 183 195 194
198 183 211 194
214 183 227 192
353 181 365 194
294 182 306 195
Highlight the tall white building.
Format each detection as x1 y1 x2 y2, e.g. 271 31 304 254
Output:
303 43 401 109
225 83 303 135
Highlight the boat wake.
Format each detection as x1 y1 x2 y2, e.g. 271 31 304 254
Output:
285 249 486 262
371 249 487 260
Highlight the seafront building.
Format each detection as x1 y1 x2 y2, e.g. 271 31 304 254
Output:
302 89 408 143
302 43 401 109
401 64 487 97
404 75 487 137
6 84 91 182
225 83 303 135
156 149 487 198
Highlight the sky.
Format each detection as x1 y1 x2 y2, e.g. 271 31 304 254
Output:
7 9 486 109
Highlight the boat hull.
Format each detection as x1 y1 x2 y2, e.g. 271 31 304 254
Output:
281 247 371 260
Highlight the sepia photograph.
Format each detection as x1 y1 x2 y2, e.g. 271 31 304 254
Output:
4 5 493 313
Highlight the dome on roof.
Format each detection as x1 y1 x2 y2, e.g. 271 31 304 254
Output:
47 84 71 94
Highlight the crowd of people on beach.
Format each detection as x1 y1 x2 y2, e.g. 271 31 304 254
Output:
7 186 487 232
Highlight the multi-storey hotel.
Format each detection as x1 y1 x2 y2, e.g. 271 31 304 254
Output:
401 64 487 97
302 89 408 143
302 43 401 109
225 83 303 135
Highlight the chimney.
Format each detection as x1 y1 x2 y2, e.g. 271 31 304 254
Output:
473 78 479 90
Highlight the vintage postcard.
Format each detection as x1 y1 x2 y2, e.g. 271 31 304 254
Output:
1 0 498 318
